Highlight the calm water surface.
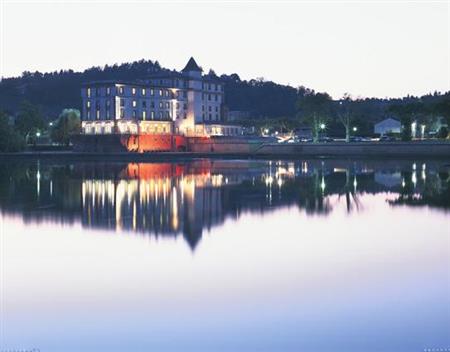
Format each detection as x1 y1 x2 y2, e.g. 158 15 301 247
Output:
0 158 449 352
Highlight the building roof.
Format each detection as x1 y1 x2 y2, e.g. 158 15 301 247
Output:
182 57 202 72
375 118 401 127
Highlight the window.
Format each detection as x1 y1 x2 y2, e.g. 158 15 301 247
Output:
183 112 187 119
132 100 137 107
106 110 110 118
120 99 125 107
215 106 219 112
218 85 221 91
165 90 169 97
86 100 91 108
213 84 216 91
106 87 111 95
165 102 170 109
202 105 205 111
95 88 99 96
215 95 218 101
159 102 163 109
133 110 137 118
96 110 100 120
142 101 147 108
120 109 124 118
208 94 211 101
132 87 136 95
176 102 179 109
150 89 154 96
159 89 163 96
151 111 155 119
183 91 187 98
158 111 163 119
119 86 124 95
87 88 91 97
208 84 211 90
142 110 147 120
106 100 110 107
183 103 187 110
86 110 91 119
209 113 212 120
141 88 146 96
150 101 155 108
208 106 212 112
165 111 170 119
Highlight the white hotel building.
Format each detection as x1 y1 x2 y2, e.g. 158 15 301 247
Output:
81 58 242 137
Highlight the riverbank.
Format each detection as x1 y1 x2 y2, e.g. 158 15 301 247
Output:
0 141 449 161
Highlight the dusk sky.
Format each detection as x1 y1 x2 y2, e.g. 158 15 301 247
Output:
1 0 449 99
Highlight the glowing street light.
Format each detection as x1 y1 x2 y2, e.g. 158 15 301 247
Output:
352 126 358 132
36 132 41 137
49 122 53 127
319 123 326 130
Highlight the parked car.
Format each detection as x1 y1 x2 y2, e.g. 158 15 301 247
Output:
379 135 396 142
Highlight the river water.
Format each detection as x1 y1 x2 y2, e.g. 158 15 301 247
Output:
0 158 449 352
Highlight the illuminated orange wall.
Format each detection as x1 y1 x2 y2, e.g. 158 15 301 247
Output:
121 135 187 152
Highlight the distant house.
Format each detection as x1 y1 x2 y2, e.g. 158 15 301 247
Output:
374 118 401 135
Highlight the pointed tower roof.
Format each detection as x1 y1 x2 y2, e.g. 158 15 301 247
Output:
182 57 202 72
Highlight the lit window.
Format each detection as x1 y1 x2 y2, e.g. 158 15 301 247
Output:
106 110 110 118
151 111 155 119
133 110 137 118
96 110 100 120
132 100 137 107
142 88 146 96
165 90 169 97
142 111 147 120
150 89 154 96
159 102 163 109
86 100 90 108
106 87 111 95
159 111 163 119
120 109 124 118
132 87 136 95
87 88 91 97
87 110 91 119
165 102 170 109
119 87 124 95
159 89 163 96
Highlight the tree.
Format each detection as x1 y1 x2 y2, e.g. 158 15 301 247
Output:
401 116 412 141
15 100 45 143
296 90 332 143
51 109 81 145
337 94 356 142
0 111 25 152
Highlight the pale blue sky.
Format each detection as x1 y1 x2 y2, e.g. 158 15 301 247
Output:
1 0 449 98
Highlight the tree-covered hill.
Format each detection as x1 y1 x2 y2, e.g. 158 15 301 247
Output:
0 58 448 125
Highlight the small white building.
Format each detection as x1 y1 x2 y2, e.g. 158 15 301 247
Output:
374 118 401 135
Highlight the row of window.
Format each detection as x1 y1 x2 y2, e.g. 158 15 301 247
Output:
86 84 221 98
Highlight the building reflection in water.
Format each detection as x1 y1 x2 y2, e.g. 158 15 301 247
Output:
0 159 449 249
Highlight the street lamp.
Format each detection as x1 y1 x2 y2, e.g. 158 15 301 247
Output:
319 123 326 130
36 132 41 137
352 126 358 132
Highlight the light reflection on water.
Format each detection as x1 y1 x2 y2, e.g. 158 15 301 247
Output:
0 158 449 352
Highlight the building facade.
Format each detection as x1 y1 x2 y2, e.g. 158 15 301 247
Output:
81 58 242 138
